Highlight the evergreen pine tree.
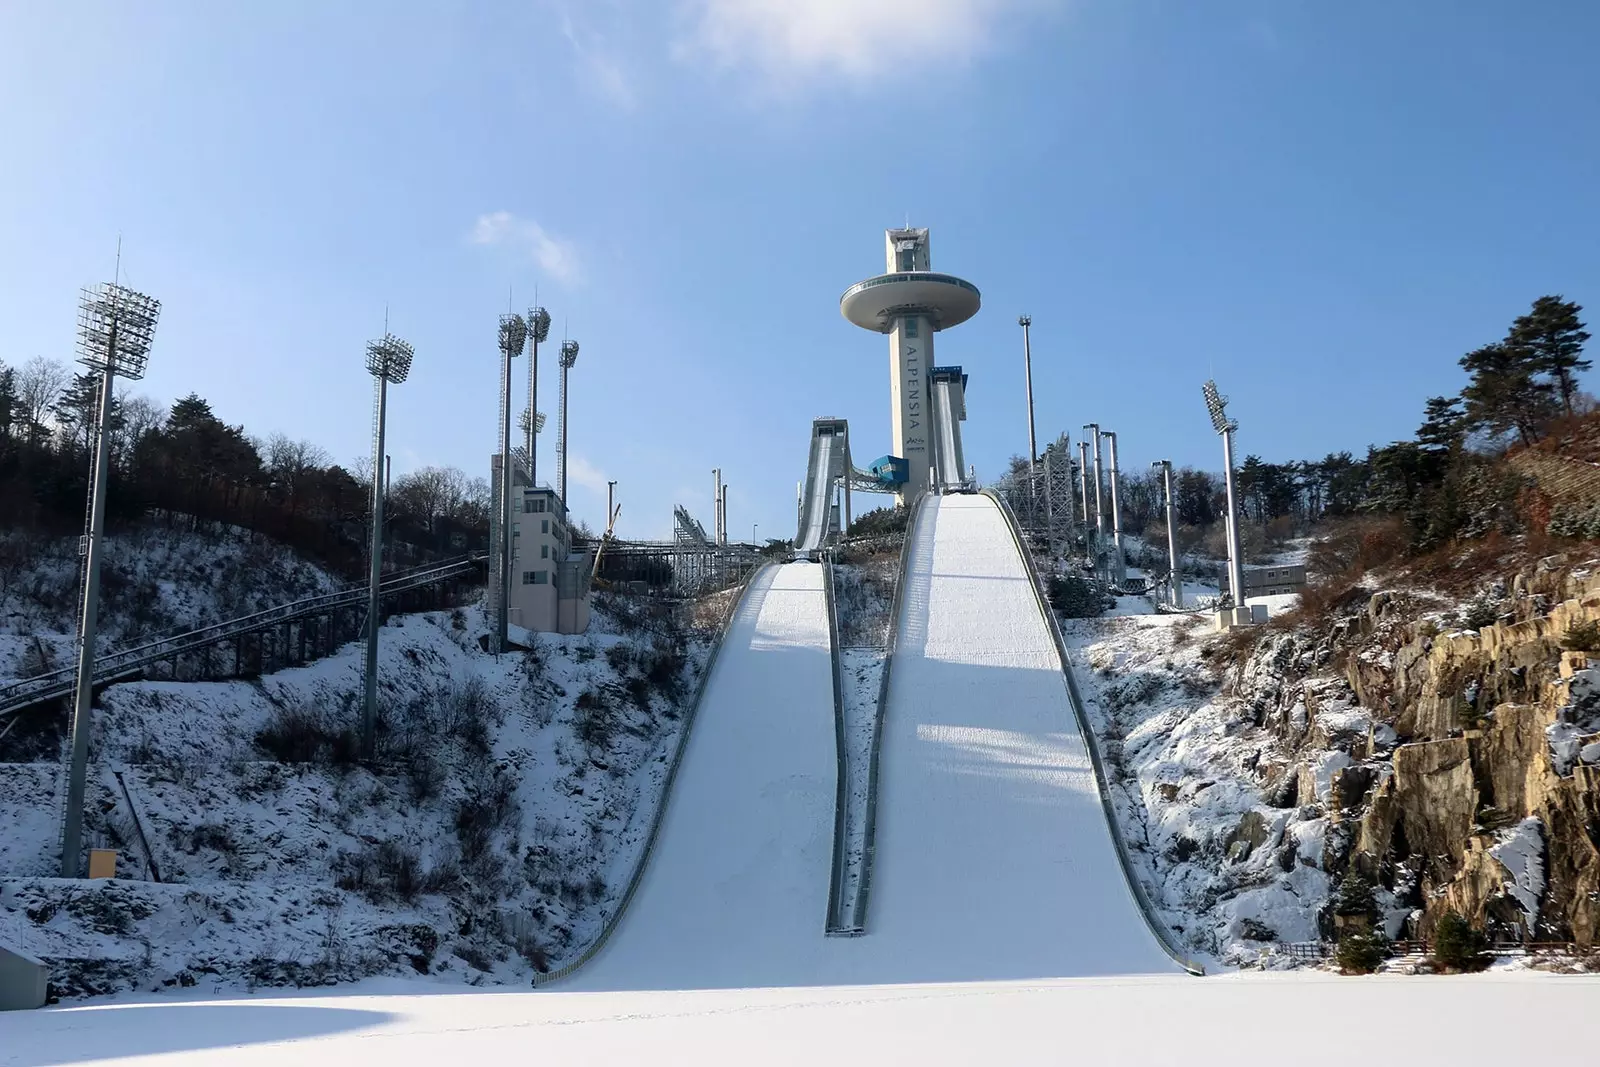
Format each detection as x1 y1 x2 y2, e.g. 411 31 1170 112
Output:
1334 869 1378 919
1416 395 1466 453
1459 341 1554 446
1431 910 1490 972
1509 295 1590 417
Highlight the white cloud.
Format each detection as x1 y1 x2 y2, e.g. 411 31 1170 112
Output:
564 453 612 497
676 0 1059 87
561 12 637 109
468 212 580 285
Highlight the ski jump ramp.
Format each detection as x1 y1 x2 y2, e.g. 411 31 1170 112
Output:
570 562 840 990
795 421 845 553
861 493 1177 980
564 496 1177 991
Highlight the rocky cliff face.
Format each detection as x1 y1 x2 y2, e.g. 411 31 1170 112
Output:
1229 559 1600 947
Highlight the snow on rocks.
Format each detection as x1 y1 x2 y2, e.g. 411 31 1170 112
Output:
1489 818 1546 928
1063 610 1350 966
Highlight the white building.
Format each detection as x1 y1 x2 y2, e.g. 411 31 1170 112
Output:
493 454 593 635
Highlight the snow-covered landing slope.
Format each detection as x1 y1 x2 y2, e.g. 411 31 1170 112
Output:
568 563 838 990
864 494 1177 979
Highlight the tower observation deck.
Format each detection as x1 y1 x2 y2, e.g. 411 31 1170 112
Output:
841 229 980 502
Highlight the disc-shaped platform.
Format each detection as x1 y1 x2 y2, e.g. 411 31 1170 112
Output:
840 272 981 333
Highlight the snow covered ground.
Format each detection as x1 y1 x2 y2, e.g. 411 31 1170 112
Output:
0 525 342 685
1 597 718 997
4 971 1595 1066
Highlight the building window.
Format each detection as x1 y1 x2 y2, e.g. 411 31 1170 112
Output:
522 570 548 585
904 315 919 338
524 500 536 513
541 519 549 533
541 545 549 559
897 248 915 271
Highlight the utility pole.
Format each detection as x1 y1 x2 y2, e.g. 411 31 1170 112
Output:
61 283 160 877
1102 429 1127 586
607 480 617 528
1153 459 1182 608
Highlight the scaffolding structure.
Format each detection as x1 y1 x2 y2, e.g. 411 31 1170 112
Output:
1040 433 1077 560
587 504 760 597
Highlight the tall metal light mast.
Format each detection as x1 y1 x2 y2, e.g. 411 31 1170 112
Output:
362 332 414 761
1203 380 1247 618
1019 315 1038 514
60 282 160 877
525 306 550 483
495 313 527 653
1153 459 1182 608
557 339 579 506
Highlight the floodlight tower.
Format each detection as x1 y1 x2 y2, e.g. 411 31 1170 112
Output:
526 306 551 482
60 282 160 877
1153 460 1182 608
841 228 981 504
1102 429 1128 586
557 339 579 505
495 313 528 654
362 332 414 761
1203 379 1247 619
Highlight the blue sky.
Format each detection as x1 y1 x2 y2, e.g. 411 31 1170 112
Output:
2 0 1597 540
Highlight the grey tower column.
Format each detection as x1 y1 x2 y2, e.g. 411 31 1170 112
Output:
1222 426 1246 608
1103 430 1127 586
1155 460 1182 608
1077 439 1091 555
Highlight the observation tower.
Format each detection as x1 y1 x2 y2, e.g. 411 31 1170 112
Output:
841 228 980 502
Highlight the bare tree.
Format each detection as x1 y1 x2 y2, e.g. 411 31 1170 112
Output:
16 356 69 446
264 433 330 515
390 465 480 532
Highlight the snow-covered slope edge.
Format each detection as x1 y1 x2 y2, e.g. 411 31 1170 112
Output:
982 489 1207 975
531 563 768 985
